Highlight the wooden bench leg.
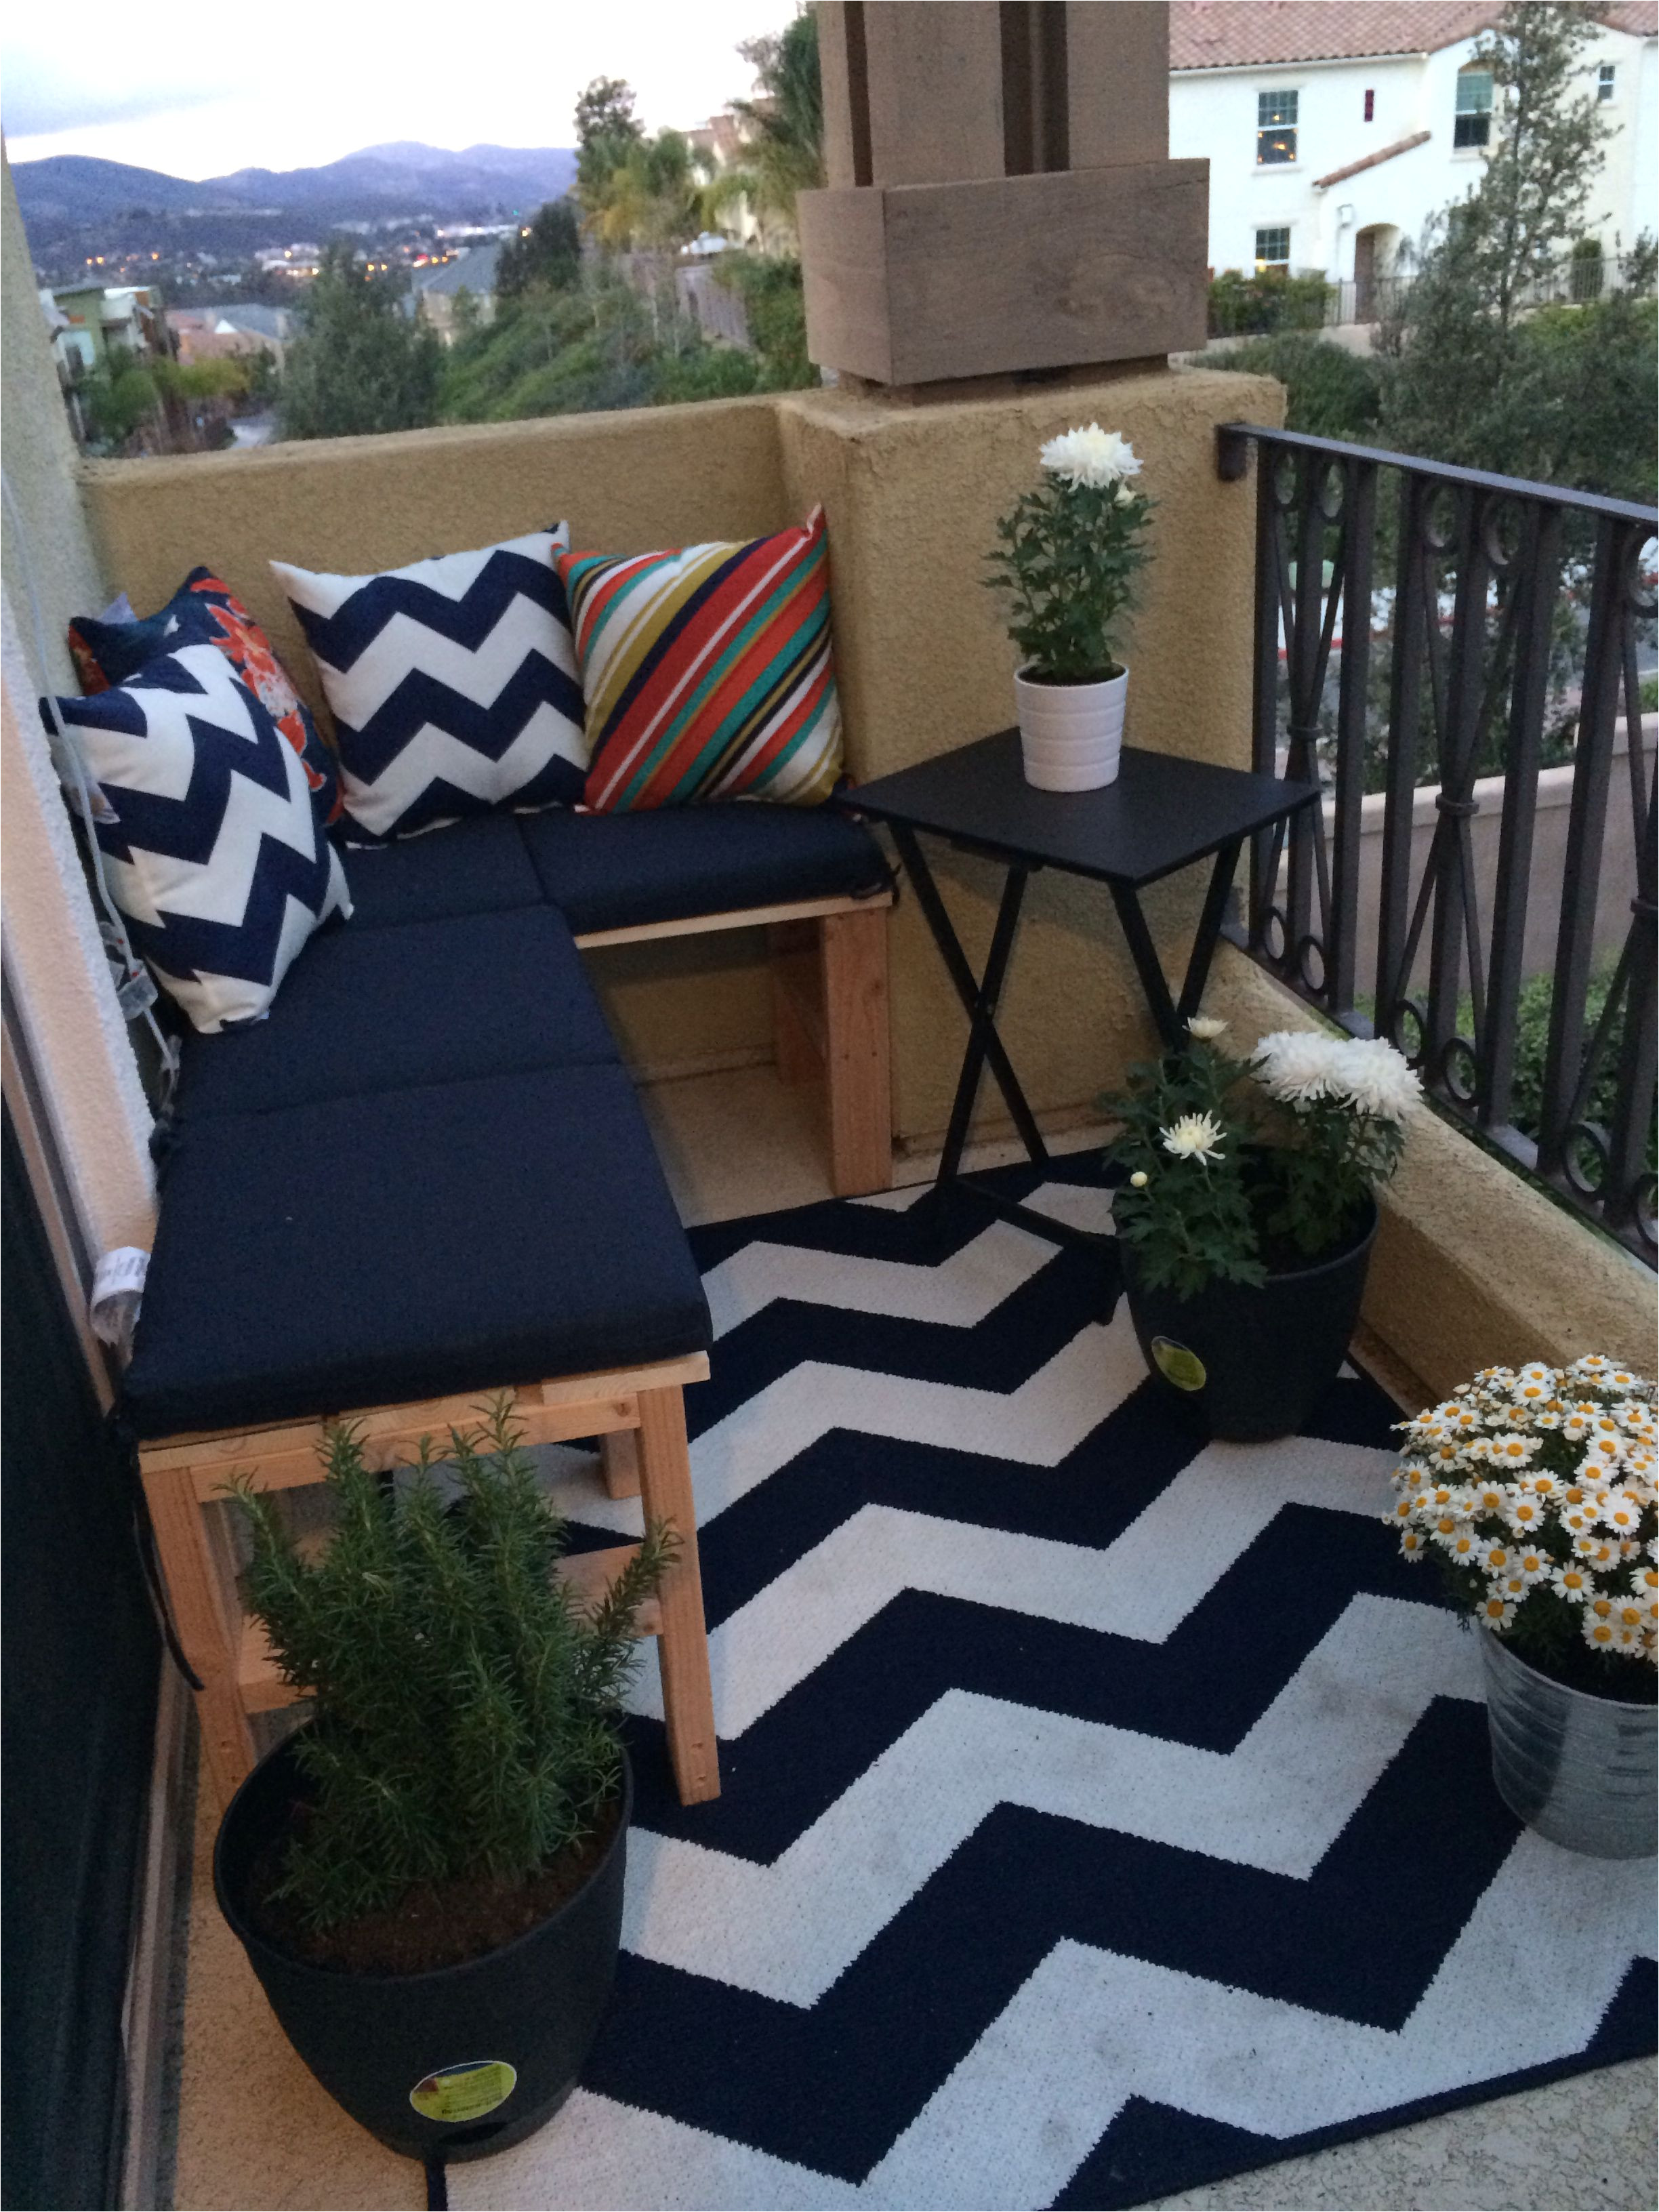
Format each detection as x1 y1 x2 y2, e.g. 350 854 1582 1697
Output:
142 1467 256 1810
634 1384 720 1804
600 1427 642 1500
769 920 821 1086
820 905 893 1196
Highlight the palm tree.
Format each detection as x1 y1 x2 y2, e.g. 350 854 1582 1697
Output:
719 10 825 245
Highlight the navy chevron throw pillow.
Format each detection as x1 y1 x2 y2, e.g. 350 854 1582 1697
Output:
49 642 351 1033
272 527 586 842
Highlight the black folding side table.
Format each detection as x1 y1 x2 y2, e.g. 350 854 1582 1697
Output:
838 728 1319 1273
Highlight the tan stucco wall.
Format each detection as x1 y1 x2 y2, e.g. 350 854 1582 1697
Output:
78 397 791 726
778 369 1284 1147
1 153 155 1252
1 149 107 691
1211 947 1658 1399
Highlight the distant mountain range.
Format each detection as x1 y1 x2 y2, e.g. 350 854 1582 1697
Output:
14 142 577 228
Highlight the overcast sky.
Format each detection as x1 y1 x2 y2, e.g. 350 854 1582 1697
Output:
2 0 800 178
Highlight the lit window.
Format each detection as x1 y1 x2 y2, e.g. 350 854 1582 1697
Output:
1454 68 1493 148
1255 227 1291 269
1256 89 1298 165
1598 62 1616 102
1364 88 1375 121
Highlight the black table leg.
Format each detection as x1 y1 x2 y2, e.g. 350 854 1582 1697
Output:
886 824 1116 1308
887 823 1048 1170
1179 838 1244 1022
1109 836 1245 1050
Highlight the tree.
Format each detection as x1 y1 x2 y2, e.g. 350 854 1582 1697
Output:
589 129 714 253
1382 0 1616 472
1225 332 1384 443
495 199 581 300
575 77 645 211
276 244 443 441
720 9 825 240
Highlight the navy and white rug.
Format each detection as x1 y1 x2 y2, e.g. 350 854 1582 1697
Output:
457 1164 1657 2211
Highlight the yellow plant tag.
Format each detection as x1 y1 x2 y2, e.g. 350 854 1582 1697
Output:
1151 1336 1207 1393
409 2059 518 2125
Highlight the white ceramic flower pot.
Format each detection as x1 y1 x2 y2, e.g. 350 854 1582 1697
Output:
1014 665 1127 792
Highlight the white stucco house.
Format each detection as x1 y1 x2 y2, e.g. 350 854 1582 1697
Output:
1170 0 1658 302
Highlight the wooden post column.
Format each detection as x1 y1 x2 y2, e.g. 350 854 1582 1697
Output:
800 1 1206 391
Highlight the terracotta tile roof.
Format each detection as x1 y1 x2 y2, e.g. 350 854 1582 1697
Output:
1170 1 1656 71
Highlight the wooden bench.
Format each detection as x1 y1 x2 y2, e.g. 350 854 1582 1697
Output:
140 1358 716 1814
573 888 895 1197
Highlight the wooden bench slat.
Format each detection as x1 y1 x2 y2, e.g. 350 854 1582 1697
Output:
573 888 893 951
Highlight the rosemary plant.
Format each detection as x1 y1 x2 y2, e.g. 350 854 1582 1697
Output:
231 1400 673 1931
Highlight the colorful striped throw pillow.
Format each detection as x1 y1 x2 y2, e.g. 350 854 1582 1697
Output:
559 507 843 811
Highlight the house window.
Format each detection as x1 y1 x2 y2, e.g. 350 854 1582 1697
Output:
1364 88 1375 121
1454 68 1493 148
1256 89 1298 164
1255 228 1291 270
1598 62 1616 101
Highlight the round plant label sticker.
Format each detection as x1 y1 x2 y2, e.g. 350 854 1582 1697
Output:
409 2059 518 2125
1150 1336 1207 1392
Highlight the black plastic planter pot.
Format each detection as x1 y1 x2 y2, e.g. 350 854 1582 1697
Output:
214 1734 630 2165
1120 1197 1378 1443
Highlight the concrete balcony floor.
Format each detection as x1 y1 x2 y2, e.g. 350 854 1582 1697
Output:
159 1065 1657 2212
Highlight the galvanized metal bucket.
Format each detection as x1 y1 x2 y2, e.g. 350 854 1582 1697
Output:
1480 1627 1657 1860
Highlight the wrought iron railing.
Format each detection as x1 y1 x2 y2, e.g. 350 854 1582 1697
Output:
1216 422 1658 1263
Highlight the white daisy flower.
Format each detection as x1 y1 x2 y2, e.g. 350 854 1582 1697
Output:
1613 1622 1647 1651
1610 1598 1647 1634
1039 423 1142 491
1186 1015 1228 1041
1513 1548 1552 1584
1160 1111 1227 1165
1469 1480 1510 1516
1502 1494 1547 1534
1489 1433 1538 1468
1584 1612 1620 1652
1551 1562 1595 1602
1436 1527 1481 1562
1597 1490 1645 1536
1398 1528 1428 1561
1478 1540 1513 1575
1573 1355 1612 1376
1478 1592 1518 1630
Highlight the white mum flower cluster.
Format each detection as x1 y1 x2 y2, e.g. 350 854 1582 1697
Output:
1038 424 1143 494
1387 1357 1658 1666
1252 1031 1421 1122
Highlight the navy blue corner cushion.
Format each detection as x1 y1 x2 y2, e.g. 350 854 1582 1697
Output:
173 907 617 1121
517 804 892 935
343 812 544 928
121 1063 712 1439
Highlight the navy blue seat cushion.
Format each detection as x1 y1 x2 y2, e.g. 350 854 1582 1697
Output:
343 813 543 929
121 1063 711 1439
516 803 892 935
173 907 617 1121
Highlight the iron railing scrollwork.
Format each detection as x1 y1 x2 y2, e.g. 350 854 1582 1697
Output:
1216 422 1658 1263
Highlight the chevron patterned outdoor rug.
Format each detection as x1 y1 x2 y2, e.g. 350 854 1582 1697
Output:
454 1163 1657 2212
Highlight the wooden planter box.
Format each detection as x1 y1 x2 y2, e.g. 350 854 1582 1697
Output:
798 161 1209 387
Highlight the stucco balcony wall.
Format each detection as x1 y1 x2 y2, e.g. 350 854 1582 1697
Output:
76 367 1282 1120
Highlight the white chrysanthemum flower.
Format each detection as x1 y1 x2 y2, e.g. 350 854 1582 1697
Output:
1160 1111 1227 1164
1250 1029 1345 1105
1038 423 1142 491
1330 1036 1420 1122
1187 1015 1228 1041
1551 1561 1595 1603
